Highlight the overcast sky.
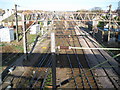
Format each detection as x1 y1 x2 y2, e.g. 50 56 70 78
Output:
0 0 119 11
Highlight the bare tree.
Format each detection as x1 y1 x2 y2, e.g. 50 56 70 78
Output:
91 7 103 13
76 9 89 12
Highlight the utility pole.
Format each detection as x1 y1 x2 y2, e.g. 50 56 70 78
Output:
108 5 112 42
51 32 56 89
22 14 28 60
7 9 9 27
15 4 19 42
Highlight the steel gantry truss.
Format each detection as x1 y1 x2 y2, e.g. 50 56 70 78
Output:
21 11 120 22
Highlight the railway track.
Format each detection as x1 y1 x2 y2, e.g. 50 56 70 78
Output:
74 21 120 88
70 21 98 88
13 43 51 88
1 35 52 89
56 21 79 88
2 53 22 66
77 27 120 88
54 20 120 89
55 21 98 88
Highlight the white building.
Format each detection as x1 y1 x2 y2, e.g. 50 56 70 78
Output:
43 20 48 27
0 27 14 42
30 24 40 34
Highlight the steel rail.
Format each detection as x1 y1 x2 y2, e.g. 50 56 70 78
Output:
15 44 51 88
69 21 93 88
60 20 94 88
28 47 51 88
72 21 99 88
76 22 120 88
81 30 120 88
55 20 79 88
59 53 120 87
32 56 52 88
59 28 87 88
2 53 15 61
60 35 78 88
73 21 100 88
2 53 22 65
40 58 52 89
56 20 86 88
17 53 51 88
56 20 98 88
81 31 118 88
62 27 92 88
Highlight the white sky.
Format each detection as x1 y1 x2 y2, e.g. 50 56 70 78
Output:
0 0 119 11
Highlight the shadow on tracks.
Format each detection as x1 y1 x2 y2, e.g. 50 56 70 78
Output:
2 53 120 81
